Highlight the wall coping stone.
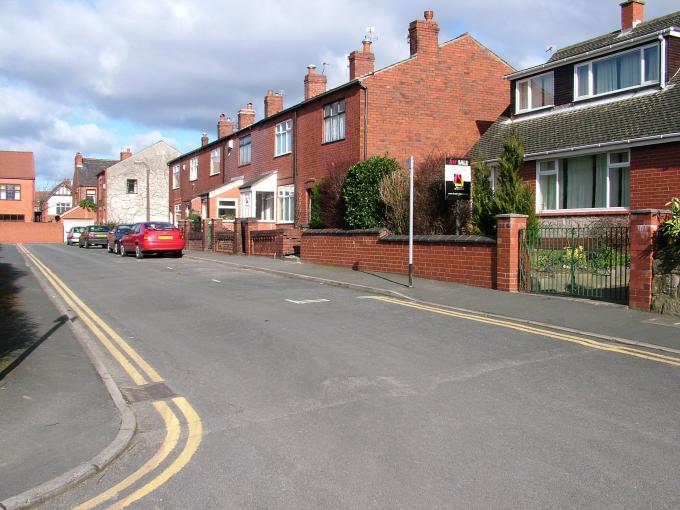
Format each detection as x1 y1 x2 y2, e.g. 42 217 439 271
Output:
630 209 671 215
495 214 528 219
303 228 387 236
380 234 496 245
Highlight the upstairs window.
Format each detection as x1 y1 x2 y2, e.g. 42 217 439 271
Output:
0 184 21 200
86 189 96 202
127 179 138 194
275 119 292 156
172 164 180 189
574 43 659 100
56 202 70 214
323 99 346 143
239 135 252 165
516 72 554 113
210 148 221 175
189 157 198 181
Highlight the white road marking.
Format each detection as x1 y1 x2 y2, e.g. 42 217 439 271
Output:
167 267 174 270
211 279 222 283
285 298 330 304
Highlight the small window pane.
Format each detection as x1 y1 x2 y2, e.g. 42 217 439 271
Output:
577 65 589 97
644 45 659 82
609 152 629 165
518 81 529 110
539 174 557 210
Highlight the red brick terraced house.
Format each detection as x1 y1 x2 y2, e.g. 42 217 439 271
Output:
169 10 513 240
0 151 35 222
72 152 118 208
470 2 680 226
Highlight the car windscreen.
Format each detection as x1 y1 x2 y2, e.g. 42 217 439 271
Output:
90 226 109 232
145 223 176 230
117 226 131 233
73 227 85 233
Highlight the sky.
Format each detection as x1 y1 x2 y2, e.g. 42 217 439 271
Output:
1 0 678 188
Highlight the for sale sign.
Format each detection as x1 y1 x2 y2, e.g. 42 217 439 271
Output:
445 156 471 199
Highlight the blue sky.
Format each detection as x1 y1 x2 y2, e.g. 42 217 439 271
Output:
0 0 677 188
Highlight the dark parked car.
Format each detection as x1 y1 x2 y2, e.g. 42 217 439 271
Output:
120 222 185 259
79 225 110 248
107 224 132 254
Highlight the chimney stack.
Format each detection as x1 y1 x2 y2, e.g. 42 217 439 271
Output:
75 152 83 168
217 113 233 138
237 102 256 129
408 10 440 56
349 38 375 80
264 89 284 117
201 132 209 146
120 147 132 161
304 65 327 100
620 0 645 30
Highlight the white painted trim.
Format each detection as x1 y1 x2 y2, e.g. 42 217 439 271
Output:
208 178 244 198
523 133 680 160
515 71 554 114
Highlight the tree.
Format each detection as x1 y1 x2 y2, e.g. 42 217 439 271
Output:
470 161 496 236
379 165 409 234
490 132 537 234
342 156 401 229
79 198 97 212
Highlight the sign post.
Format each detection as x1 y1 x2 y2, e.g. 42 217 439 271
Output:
444 156 471 235
408 155 414 287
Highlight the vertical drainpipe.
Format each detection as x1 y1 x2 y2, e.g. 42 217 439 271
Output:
293 109 298 226
360 82 368 160
659 35 667 89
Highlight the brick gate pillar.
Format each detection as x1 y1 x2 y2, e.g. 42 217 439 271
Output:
629 209 669 311
496 214 528 292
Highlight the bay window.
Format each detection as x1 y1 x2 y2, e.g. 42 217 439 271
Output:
537 151 630 211
574 43 659 100
217 199 237 220
277 185 294 223
255 191 274 221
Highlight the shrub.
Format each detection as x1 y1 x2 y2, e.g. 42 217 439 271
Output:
414 154 460 235
379 165 409 234
79 198 97 212
659 197 680 257
470 161 495 236
309 179 324 228
342 156 400 229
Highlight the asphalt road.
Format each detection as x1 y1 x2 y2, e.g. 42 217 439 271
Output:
23 243 680 509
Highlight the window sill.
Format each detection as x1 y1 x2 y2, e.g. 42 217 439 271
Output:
515 104 554 116
322 137 346 146
209 172 220 177
238 163 251 168
538 208 629 217
274 152 292 159
573 82 659 103
277 220 294 224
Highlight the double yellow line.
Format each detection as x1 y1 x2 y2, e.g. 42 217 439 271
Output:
18 245 203 509
369 296 680 367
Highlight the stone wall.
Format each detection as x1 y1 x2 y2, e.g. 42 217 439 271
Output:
652 258 680 316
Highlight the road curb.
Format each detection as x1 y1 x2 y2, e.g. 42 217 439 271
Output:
186 253 680 356
1 250 137 510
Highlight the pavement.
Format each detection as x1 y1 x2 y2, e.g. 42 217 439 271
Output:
0 243 678 509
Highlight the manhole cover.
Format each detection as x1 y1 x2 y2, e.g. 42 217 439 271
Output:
120 381 177 404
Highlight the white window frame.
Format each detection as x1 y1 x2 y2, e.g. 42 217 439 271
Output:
0 184 21 200
172 164 180 189
86 189 96 202
210 148 221 176
275 119 292 156
535 150 630 212
126 179 138 194
255 191 275 221
56 202 70 214
239 135 252 165
216 198 237 220
573 42 660 101
277 185 294 223
189 157 198 181
323 99 346 143
515 72 554 114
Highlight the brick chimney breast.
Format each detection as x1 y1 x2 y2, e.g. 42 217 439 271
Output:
408 10 440 56
201 132 209 146
304 65 327 100
75 152 83 168
620 0 645 30
120 147 132 161
349 38 375 80
217 113 233 138
264 89 284 117
237 102 256 129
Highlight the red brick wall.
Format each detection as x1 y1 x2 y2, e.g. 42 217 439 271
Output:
363 34 512 166
301 230 497 288
630 142 680 210
0 221 63 243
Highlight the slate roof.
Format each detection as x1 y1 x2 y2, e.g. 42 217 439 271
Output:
468 76 680 161
77 158 117 186
548 10 680 63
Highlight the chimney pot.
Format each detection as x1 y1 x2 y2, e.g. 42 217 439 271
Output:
237 103 256 129
408 9 440 56
75 152 83 168
304 64 327 99
424 10 433 21
264 89 285 117
349 39 376 80
217 113 233 138
201 132 209 146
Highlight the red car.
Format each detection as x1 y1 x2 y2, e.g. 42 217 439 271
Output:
120 222 184 259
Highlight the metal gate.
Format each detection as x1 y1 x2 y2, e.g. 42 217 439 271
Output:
519 225 630 304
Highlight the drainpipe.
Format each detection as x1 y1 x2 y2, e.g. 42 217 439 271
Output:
659 35 667 89
360 82 368 160
293 109 298 226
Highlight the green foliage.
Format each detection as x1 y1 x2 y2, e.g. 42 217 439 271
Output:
309 179 325 228
491 132 538 238
470 161 496 236
379 165 409 234
342 156 401 229
79 198 97 212
659 197 680 257
186 211 202 230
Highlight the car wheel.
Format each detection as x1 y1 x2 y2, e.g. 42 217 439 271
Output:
114 241 120 254
120 244 127 257
135 245 144 259
85 240 90 249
